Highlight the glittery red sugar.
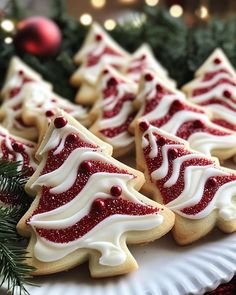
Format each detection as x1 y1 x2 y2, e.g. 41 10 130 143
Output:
203 69 231 81
192 78 236 97
9 87 21 98
212 119 236 132
35 198 159 243
142 132 236 214
139 120 150 132
31 134 132 215
198 97 236 113
87 47 122 67
0 133 35 205
100 112 136 138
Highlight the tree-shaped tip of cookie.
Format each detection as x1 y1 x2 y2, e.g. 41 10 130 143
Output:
19 111 172 276
74 22 130 65
195 48 236 78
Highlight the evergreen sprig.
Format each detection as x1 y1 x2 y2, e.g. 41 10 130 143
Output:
0 160 35 295
0 161 28 199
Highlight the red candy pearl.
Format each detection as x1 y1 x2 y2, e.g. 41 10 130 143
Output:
169 148 178 159
110 185 122 197
92 198 105 211
12 142 24 152
95 34 103 41
140 54 146 60
103 69 109 74
80 160 92 173
214 57 221 64
207 177 217 187
18 70 24 76
193 119 204 129
139 120 150 132
67 133 78 143
156 84 163 92
144 73 153 81
107 77 117 87
157 136 166 146
45 110 55 117
54 117 67 128
223 90 232 98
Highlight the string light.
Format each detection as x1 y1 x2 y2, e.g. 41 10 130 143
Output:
4 37 13 44
196 5 209 19
169 5 183 18
119 0 136 4
104 19 116 31
80 14 93 26
145 0 159 7
91 0 106 9
1 19 14 32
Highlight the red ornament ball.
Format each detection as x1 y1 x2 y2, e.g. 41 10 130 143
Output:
15 17 61 57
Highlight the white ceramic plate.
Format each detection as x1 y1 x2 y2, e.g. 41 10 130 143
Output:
1 160 236 295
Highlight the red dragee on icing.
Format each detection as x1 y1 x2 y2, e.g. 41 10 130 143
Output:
139 122 236 220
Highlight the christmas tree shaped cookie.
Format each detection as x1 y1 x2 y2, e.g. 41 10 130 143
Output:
182 48 236 132
0 125 37 206
135 121 236 244
124 43 176 88
70 23 130 106
22 82 90 142
17 111 174 277
129 70 236 161
0 57 52 140
89 66 137 157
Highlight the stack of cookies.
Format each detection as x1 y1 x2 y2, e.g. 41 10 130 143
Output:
0 23 235 279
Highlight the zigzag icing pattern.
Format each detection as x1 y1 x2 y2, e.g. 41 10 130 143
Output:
184 48 236 131
90 67 136 150
140 124 236 220
27 119 163 266
73 23 130 85
0 125 37 205
134 71 236 157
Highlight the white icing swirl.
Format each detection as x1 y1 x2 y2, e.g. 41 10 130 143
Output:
137 76 236 157
142 126 236 221
29 148 162 265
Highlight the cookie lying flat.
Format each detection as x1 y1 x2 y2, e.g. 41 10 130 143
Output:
182 48 236 132
70 23 130 106
129 70 236 161
135 121 236 245
123 43 176 88
0 125 37 206
89 66 137 157
0 57 52 141
21 82 90 142
17 111 174 277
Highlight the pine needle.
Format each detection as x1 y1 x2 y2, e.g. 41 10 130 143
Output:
0 161 36 295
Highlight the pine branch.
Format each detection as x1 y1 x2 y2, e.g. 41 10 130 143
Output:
0 161 36 295
0 207 36 295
